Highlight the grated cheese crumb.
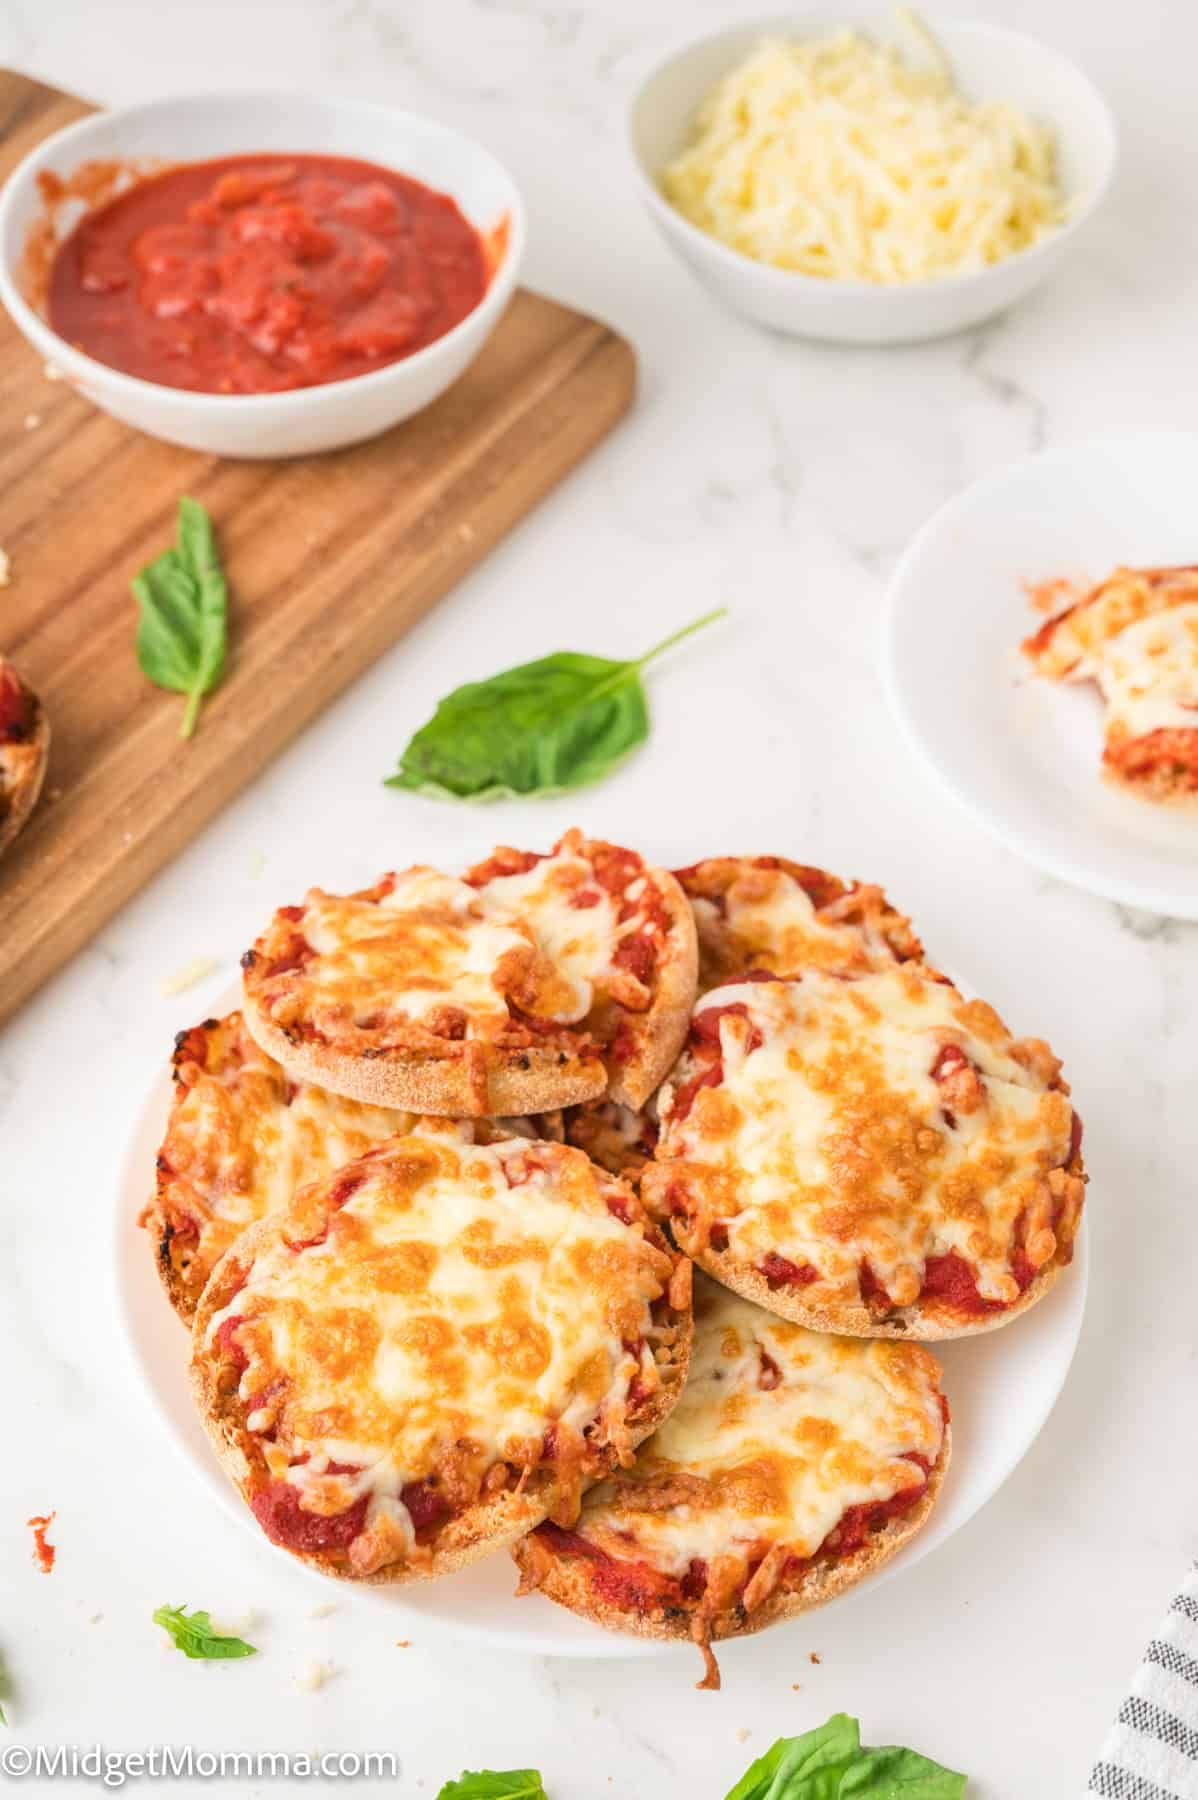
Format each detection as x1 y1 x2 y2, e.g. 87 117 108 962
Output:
214 1607 258 1638
736 1728 752 1743
24 413 41 430
161 956 219 997
0 548 11 587
294 1659 335 1692
44 362 64 381
661 17 1069 284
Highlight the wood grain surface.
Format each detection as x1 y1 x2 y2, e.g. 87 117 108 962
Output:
0 69 636 1025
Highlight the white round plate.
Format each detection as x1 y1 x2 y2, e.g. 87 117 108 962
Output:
115 989 1087 1663
882 431 1198 919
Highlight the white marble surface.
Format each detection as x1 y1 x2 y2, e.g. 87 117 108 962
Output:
2 2 1197 1795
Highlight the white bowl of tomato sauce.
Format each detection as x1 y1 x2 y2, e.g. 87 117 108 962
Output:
0 92 524 457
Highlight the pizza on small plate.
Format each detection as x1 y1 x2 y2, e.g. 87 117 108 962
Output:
0 658 49 855
675 856 920 994
192 1131 692 1583
514 1273 949 1687
241 829 698 1116
642 966 1085 1339
1023 564 1198 801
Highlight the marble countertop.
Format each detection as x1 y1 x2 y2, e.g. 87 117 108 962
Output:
2 2 1196 1795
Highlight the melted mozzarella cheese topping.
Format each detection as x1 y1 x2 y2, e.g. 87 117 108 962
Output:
257 839 649 1040
576 1277 944 1574
159 1013 414 1293
475 847 630 1016
206 1135 670 1565
687 862 896 992
300 867 542 1029
0 741 29 801
0 725 40 817
658 969 1072 1306
660 26 1067 285
1027 566 1198 681
1097 602 1198 743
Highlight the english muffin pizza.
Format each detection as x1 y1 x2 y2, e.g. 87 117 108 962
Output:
192 1131 693 1583
675 856 920 993
514 1274 949 1687
642 966 1085 1339
142 1012 418 1324
241 829 698 1116
0 657 50 856
1023 563 1198 801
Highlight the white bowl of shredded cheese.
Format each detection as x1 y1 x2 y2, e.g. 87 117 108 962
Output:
628 12 1116 344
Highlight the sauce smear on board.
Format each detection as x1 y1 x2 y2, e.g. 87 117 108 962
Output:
46 153 489 394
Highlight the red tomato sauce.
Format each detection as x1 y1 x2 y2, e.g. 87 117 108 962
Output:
1107 726 1198 789
920 1248 1027 1315
46 154 490 394
535 1523 700 1613
0 668 33 742
826 1462 928 1556
400 1478 452 1542
251 1479 367 1553
759 1250 820 1289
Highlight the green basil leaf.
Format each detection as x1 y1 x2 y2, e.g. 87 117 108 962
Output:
435 1772 548 1799
152 1604 257 1660
386 608 726 801
839 1747 967 1798
725 1714 860 1800
725 1716 966 1800
134 497 228 739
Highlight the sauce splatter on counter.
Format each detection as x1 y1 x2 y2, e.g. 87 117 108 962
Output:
28 1512 56 1573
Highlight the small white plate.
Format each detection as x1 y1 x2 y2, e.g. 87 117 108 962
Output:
115 987 1087 1662
882 432 1198 919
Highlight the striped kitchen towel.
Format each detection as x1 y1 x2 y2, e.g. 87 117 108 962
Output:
1089 1564 1198 1799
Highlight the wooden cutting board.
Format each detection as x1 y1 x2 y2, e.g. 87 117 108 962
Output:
0 70 636 1026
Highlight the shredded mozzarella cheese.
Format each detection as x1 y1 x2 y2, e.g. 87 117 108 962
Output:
294 1659 334 1692
661 18 1068 283
160 955 219 997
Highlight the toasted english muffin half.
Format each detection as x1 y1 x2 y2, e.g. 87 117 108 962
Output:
191 1131 692 1584
642 967 1085 1340
0 658 50 856
514 1274 949 1686
674 855 921 995
142 1012 419 1325
241 829 698 1117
